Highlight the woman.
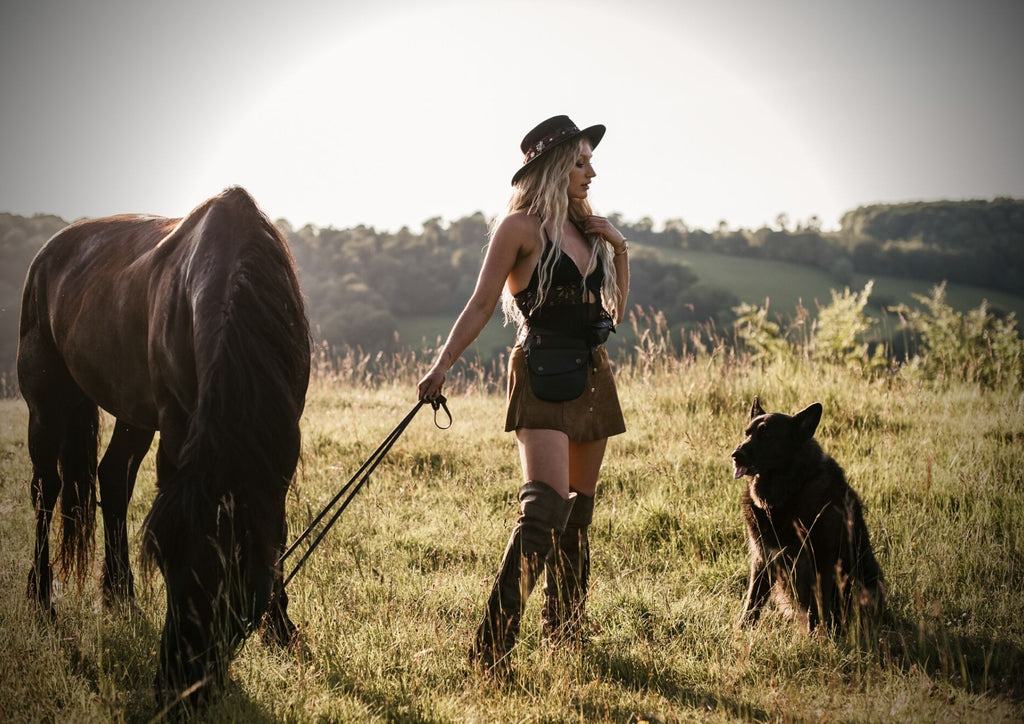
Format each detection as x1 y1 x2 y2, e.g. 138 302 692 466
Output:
417 115 629 672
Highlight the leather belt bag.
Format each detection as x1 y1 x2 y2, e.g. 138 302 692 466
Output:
523 329 590 402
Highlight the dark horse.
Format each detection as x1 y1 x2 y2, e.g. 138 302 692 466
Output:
17 186 310 708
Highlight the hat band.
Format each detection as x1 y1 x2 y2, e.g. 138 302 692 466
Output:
522 123 580 165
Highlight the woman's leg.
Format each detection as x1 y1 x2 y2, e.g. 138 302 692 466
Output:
471 428 575 672
568 437 608 496
543 437 608 642
514 428 572 498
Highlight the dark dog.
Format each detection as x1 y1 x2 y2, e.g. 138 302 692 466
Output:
731 397 884 633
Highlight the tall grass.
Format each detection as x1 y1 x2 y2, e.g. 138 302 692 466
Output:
1 323 1022 722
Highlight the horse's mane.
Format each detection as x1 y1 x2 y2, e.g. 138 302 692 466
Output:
141 187 311 580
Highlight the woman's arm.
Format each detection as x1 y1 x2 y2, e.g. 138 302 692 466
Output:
416 215 534 400
611 244 630 324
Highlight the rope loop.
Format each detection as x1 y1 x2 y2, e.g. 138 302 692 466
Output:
430 394 452 429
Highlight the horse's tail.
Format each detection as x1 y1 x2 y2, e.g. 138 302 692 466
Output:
57 401 100 585
20 244 101 586
141 187 311 603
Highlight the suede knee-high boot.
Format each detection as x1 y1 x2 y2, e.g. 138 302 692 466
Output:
541 491 594 644
470 480 575 673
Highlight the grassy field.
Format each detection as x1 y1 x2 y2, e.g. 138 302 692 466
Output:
1 352 1022 722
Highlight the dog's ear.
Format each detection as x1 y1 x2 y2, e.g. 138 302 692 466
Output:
750 396 766 420
794 402 823 440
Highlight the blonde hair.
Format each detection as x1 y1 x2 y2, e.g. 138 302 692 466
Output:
498 138 621 326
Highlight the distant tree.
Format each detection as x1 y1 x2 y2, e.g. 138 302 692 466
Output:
664 218 689 234
686 229 713 251
663 217 688 249
634 216 654 240
714 232 749 255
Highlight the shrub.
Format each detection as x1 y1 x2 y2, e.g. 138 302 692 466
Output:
732 301 792 361
893 281 1024 389
811 280 888 373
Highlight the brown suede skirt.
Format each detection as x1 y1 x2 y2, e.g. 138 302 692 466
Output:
504 343 626 442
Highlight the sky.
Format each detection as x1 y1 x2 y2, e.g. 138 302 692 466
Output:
2 0 1022 233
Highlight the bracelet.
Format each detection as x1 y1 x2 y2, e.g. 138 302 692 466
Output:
613 240 629 256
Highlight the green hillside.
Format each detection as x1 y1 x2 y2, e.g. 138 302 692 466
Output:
658 247 1024 319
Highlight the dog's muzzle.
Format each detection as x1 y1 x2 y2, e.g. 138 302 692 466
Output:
731 449 752 479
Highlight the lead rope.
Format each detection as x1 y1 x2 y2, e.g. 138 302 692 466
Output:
279 395 451 586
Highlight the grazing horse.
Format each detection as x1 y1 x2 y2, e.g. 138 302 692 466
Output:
17 186 311 708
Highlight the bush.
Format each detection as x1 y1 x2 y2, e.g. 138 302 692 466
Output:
812 281 888 373
729 280 1023 390
732 301 792 361
894 282 1024 389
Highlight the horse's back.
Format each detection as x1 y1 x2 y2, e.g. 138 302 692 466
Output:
18 215 179 425
17 186 307 437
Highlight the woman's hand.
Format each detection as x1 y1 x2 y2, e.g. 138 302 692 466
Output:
582 215 627 254
417 361 446 402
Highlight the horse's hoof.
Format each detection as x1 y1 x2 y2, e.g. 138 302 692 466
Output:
261 617 304 653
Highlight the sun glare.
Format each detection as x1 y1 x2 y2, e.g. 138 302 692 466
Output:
197 2 839 232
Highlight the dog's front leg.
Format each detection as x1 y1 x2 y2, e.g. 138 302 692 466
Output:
739 553 771 626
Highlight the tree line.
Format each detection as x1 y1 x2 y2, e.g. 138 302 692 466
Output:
1 198 1021 386
621 197 1024 295
268 213 737 357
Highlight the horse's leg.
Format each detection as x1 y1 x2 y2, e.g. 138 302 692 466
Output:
21 333 89 616
262 519 298 647
99 420 154 607
26 409 62 618
56 399 100 583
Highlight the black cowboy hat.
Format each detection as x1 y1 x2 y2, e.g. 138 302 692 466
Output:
511 115 606 185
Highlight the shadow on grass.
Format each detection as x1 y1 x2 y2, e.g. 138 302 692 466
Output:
53 603 282 723
585 646 773 722
187 681 280 724
878 611 1024 703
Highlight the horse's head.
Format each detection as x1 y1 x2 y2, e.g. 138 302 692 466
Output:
145 482 284 710
138 186 308 711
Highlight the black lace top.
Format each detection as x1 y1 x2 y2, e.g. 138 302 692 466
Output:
513 236 612 338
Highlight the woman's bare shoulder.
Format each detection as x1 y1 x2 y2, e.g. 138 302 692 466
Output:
493 211 542 245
